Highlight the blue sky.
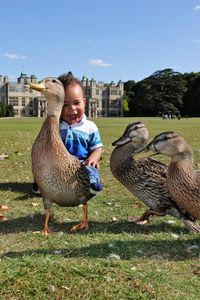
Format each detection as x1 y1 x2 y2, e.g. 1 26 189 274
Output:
1 0 200 83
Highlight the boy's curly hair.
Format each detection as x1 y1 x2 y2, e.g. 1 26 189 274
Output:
58 71 85 96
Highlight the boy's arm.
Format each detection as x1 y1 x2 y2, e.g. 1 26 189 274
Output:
83 147 103 169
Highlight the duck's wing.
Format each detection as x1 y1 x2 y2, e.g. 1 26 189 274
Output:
132 157 168 181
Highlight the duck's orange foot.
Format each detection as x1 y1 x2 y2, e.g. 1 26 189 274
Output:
0 214 7 221
0 205 9 211
128 216 149 224
70 222 88 233
0 206 9 221
128 209 166 224
182 219 200 233
33 228 57 236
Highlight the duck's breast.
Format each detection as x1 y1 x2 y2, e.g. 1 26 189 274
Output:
32 119 90 206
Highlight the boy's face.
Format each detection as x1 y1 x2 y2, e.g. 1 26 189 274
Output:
61 83 86 125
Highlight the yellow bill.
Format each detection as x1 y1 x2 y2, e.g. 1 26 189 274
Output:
28 82 46 92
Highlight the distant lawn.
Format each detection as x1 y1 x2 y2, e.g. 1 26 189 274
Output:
0 117 200 300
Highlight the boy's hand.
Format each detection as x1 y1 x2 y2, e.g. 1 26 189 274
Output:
83 147 103 169
83 158 99 169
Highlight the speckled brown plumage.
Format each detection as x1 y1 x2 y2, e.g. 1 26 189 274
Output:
168 161 200 219
110 122 199 232
32 116 90 208
28 78 92 234
134 131 200 229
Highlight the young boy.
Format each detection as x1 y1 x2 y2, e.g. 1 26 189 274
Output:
32 72 103 195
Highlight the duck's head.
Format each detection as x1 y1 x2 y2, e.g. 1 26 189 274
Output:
134 131 193 161
27 77 65 117
112 121 149 147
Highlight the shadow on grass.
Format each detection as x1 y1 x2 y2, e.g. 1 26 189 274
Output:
1 214 199 261
0 181 36 200
1 235 200 261
0 212 192 235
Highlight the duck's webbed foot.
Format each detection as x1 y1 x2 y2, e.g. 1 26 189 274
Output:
0 215 7 221
41 228 56 235
128 209 166 224
70 221 88 233
70 203 88 233
182 218 200 233
0 205 9 221
33 208 54 235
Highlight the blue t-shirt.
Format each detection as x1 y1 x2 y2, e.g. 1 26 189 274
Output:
59 114 103 160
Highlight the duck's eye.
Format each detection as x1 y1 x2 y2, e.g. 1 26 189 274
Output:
52 79 57 83
163 136 169 141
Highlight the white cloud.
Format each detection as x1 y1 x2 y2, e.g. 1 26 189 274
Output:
89 59 112 67
194 5 200 10
3 53 27 60
194 38 200 43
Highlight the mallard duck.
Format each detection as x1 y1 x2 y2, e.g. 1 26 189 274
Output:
27 77 93 234
134 131 200 226
110 122 200 232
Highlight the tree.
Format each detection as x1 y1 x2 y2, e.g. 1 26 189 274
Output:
0 103 14 117
182 72 200 117
123 80 136 116
123 98 129 116
126 69 188 116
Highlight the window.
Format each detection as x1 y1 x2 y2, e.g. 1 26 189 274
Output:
110 100 117 108
9 97 18 106
9 86 18 92
22 98 26 106
110 90 117 95
102 90 108 97
110 110 118 116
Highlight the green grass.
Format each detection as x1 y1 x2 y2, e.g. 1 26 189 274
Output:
0 116 200 300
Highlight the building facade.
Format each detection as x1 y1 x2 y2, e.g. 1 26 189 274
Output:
82 76 124 117
0 73 124 117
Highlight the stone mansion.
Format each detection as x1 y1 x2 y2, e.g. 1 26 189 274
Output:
0 72 124 118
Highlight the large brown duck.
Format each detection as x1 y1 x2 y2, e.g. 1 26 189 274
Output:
28 77 94 234
110 122 200 232
134 131 200 228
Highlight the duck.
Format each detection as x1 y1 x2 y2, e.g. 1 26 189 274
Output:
110 122 200 232
27 77 93 235
134 131 200 226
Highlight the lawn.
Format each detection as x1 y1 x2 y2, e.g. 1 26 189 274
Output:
0 116 200 300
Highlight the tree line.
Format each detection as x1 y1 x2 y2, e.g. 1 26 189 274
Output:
0 103 14 118
123 68 200 117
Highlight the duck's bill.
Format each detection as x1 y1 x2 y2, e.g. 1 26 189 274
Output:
112 136 130 146
134 149 156 160
27 82 46 92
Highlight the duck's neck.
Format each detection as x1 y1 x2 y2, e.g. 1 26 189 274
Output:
39 115 60 142
47 95 63 119
168 156 194 181
170 147 194 164
112 142 144 161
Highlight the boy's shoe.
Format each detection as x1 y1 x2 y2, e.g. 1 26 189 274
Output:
90 182 103 195
32 182 41 196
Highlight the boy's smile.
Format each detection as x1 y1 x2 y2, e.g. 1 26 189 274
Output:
61 83 86 125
